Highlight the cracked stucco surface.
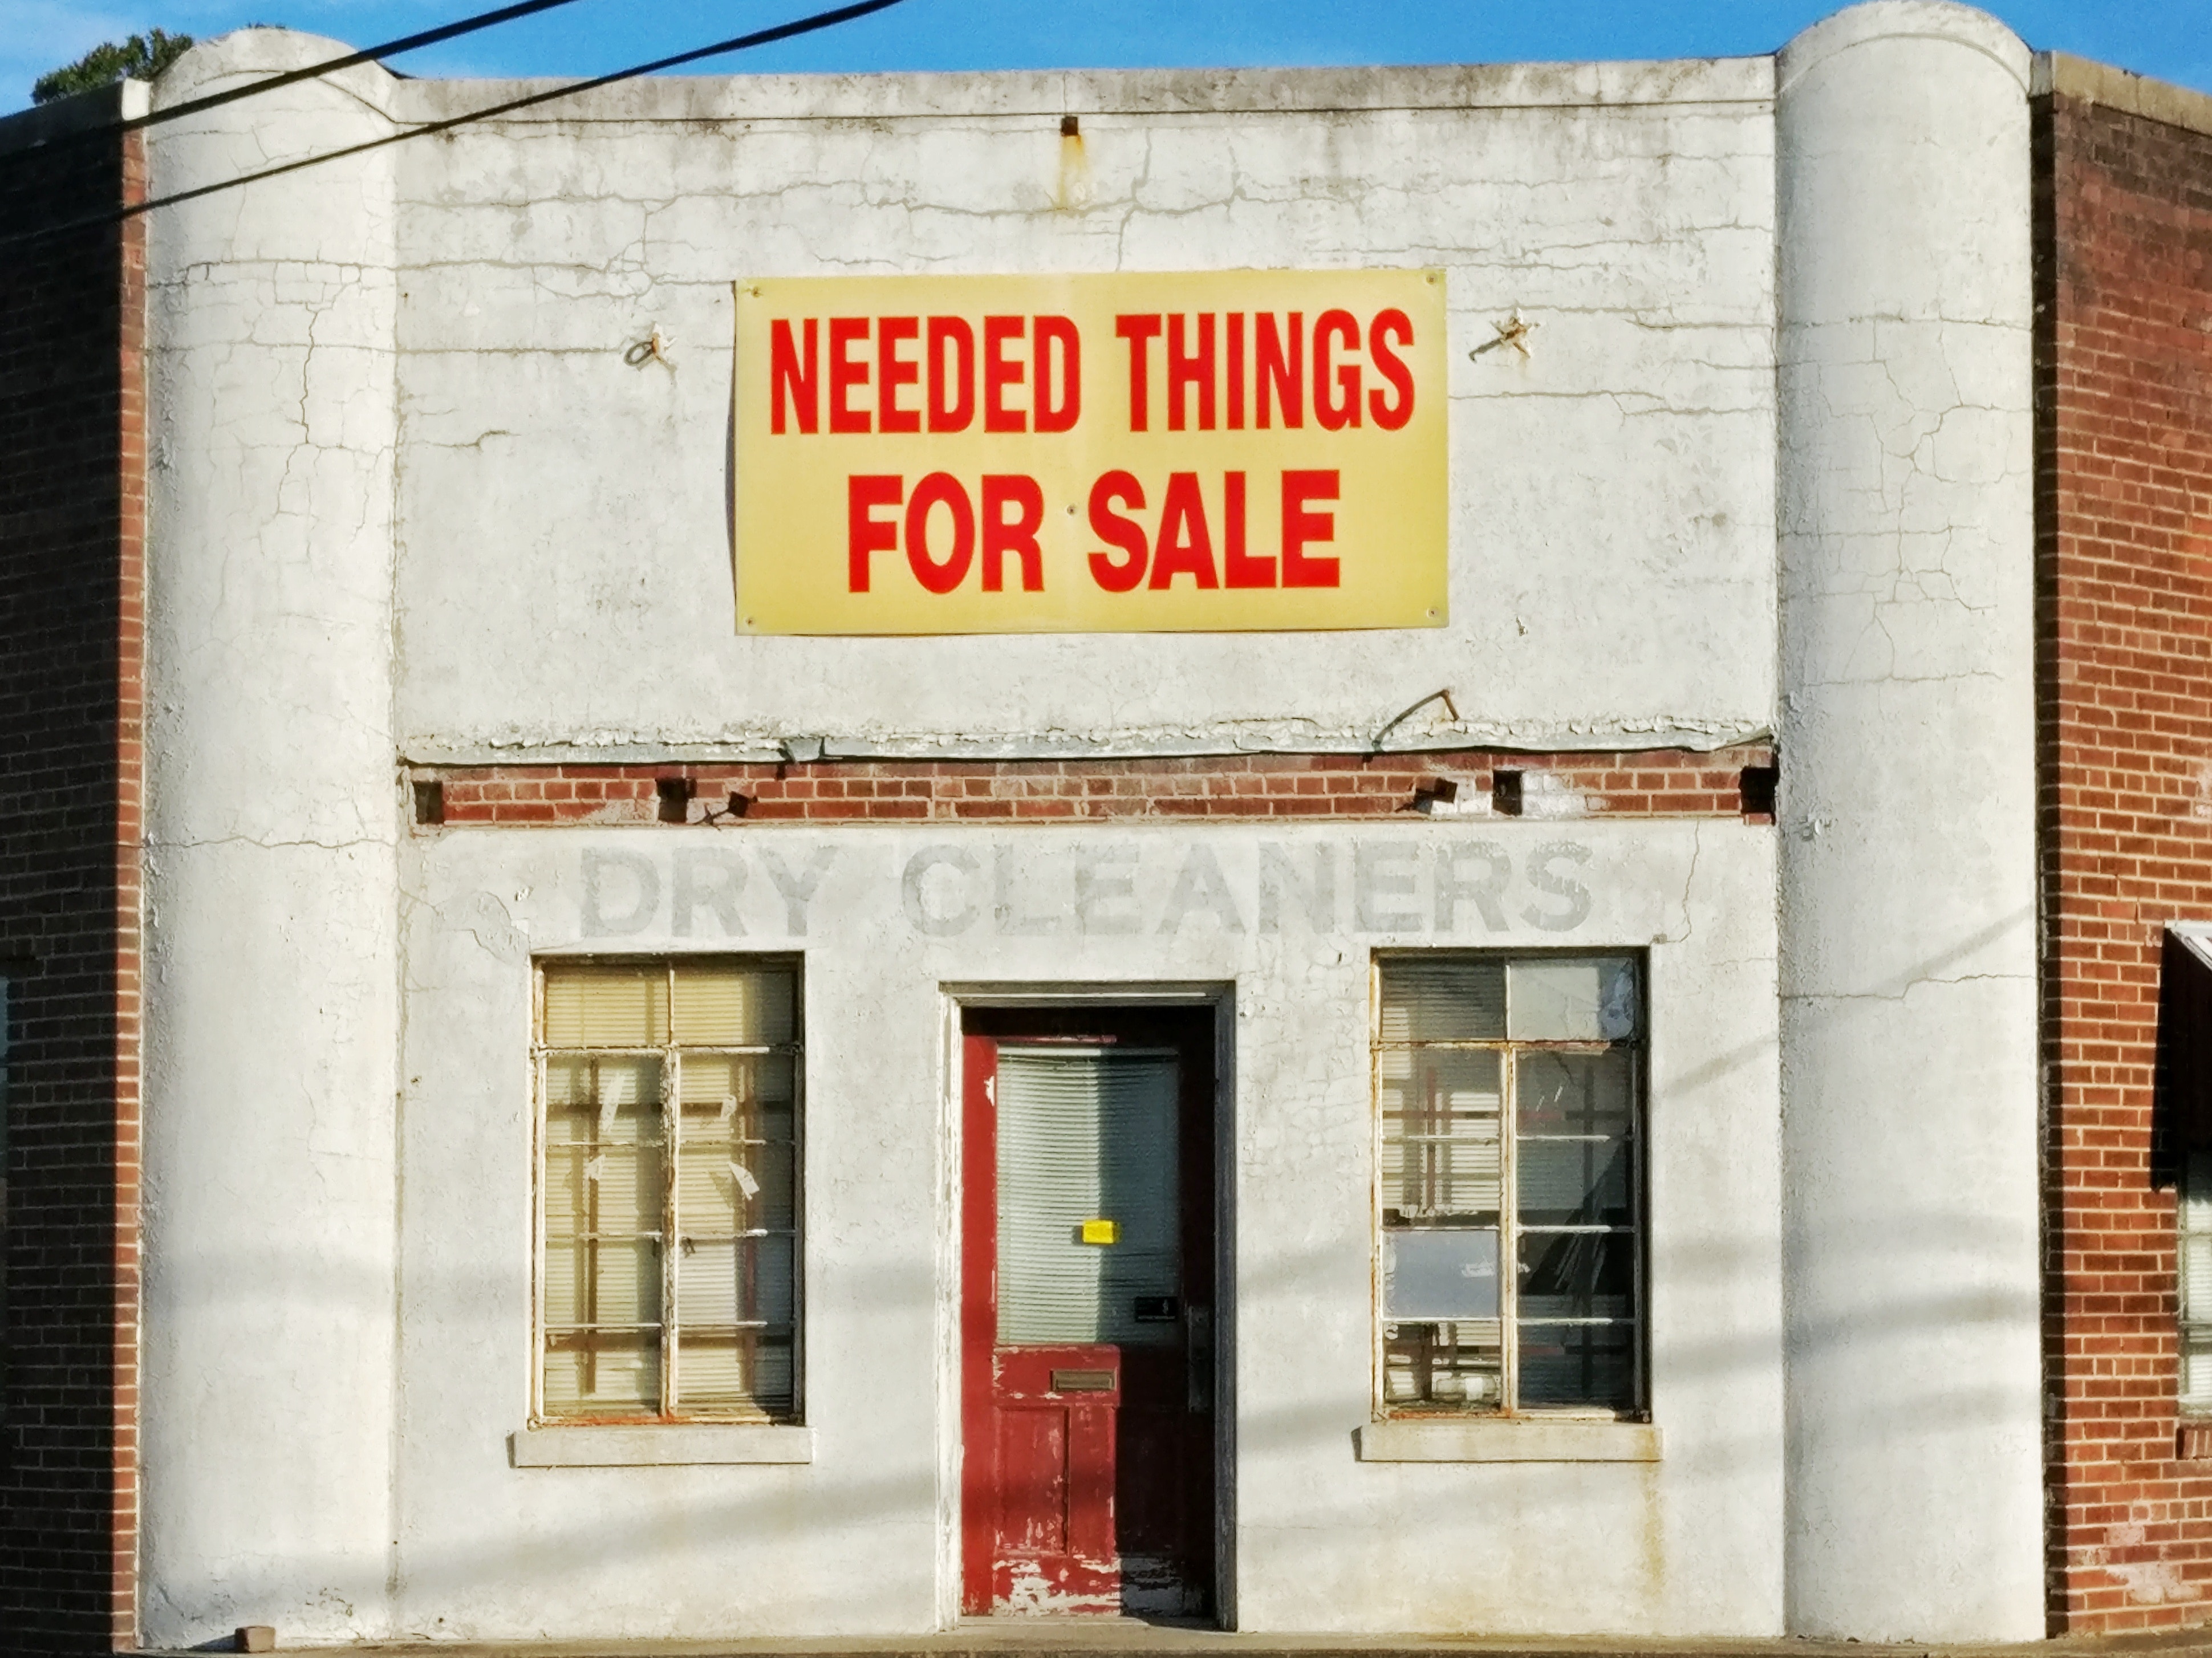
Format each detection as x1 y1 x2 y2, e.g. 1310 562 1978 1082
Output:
1772 5 2041 1645
374 56 1780 761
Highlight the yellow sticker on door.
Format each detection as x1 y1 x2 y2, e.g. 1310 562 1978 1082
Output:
1079 1219 1119 1245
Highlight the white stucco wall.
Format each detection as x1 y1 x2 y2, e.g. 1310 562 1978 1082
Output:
1774 2 2041 1641
387 820 1779 1641
139 48 404 1652
371 48 1778 761
119 1 2045 1644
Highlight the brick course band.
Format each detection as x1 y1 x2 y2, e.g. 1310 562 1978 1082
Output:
413 746 1777 828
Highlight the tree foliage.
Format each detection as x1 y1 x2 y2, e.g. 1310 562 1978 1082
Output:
32 30 195 104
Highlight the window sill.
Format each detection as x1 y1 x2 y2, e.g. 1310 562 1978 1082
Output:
1356 1417 1660 1463
510 1425 814 1466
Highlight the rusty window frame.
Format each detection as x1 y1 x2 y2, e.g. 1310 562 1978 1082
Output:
530 954 805 1426
1369 950 1647 1421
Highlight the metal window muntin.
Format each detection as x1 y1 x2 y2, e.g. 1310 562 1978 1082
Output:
1370 949 1647 1421
530 953 805 1427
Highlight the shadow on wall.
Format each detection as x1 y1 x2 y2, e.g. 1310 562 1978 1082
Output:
142 1198 2037 1643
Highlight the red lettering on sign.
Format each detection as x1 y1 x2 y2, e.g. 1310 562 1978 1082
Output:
1087 471 1148 593
1225 312 1246 432
847 473 903 592
1221 472 1274 589
1368 308 1414 432
829 317 871 434
1256 312 1302 429
1149 472 1219 590
1281 469 1340 588
1033 316 1082 434
878 316 921 434
770 318 818 435
981 475 1046 592
1115 315 1163 432
984 316 1026 433
1313 310 1360 431
907 472 976 594
929 317 976 433
1167 313 1215 432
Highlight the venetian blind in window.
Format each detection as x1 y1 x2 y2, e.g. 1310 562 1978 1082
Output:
1375 954 1643 1417
537 958 800 1423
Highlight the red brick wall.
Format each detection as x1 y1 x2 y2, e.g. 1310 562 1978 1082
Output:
416 746 1775 828
2039 88 2212 1632
0 95 145 1653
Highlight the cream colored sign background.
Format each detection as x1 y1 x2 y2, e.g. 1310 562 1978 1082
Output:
732 270 1447 635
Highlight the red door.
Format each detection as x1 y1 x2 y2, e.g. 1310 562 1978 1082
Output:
961 1008 1216 1618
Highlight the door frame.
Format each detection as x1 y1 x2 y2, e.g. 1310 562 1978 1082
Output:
937 982 1236 1628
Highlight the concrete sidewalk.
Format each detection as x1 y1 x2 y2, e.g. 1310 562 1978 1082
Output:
132 1620 2212 1658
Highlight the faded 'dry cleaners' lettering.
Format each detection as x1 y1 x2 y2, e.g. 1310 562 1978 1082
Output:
578 840 1596 940
730 272 1448 635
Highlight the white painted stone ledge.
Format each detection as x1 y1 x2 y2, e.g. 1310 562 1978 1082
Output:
1355 1419 1661 1462
509 1425 815 1466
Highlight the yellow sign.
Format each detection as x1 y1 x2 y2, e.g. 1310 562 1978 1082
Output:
1079 1219 1119 1246
731 270 1447 634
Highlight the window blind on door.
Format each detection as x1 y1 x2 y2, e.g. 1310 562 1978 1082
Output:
996 1049 1180 1347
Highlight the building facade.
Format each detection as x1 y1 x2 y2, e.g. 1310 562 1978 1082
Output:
0 1 2207 1647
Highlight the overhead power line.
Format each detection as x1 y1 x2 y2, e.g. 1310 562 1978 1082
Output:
1 0 906 247
115 0 595 139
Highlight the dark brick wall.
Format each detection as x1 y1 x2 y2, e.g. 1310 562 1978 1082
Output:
0 89 145 1655
2038 89 2212 1632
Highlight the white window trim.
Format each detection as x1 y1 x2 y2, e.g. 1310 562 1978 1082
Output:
510 1424 814 1466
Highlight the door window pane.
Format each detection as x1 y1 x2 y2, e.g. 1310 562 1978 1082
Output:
996 1049 1181 1347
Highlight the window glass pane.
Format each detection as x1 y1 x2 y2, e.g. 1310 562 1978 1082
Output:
2186 1236 2212 1329
2186 1152 2212 1238
677 1331 795 1416
2185 1327 2212 1413
678 1131 796 1235
1506 957 1638 1041
1517 1230 1636 1321
676 1233 796 1330
1517 1136 1633 1228
542 1330 660 1418
672 964 795 1046
1517 1048 1634 1137
1383 1321 1503 1409
1517 1322 1635 1411
543 964 668 1046
1379 958 1505 1043
1384 1229 1500 1319
1380 1049 1501 1221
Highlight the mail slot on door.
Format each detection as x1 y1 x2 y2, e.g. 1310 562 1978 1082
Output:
1051 1369 1116 1393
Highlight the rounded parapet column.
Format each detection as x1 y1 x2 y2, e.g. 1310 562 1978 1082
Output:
139 31 402 1649
1775 2 2039 1641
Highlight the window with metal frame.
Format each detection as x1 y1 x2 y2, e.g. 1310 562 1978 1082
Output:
1373 953 1644 1417
2182 1152 2212 1415
533 957 801 1424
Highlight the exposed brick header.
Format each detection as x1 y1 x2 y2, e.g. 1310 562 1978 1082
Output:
2038 89 2212 1635
412 746 1777 829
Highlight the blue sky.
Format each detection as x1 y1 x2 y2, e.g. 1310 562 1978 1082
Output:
4 0 2206 117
